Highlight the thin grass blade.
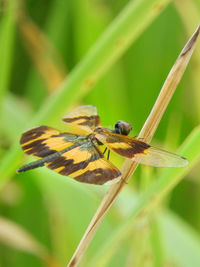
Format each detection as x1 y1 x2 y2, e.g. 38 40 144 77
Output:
88 124 200 266
67 25 200 267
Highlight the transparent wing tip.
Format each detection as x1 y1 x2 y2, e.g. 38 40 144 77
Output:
131 146 189 168
157 154 189 168
177 156 189 168
104 175 122 186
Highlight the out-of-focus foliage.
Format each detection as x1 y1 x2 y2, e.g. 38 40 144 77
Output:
0 0 200 266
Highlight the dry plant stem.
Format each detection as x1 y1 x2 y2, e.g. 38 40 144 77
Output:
67 25 200 267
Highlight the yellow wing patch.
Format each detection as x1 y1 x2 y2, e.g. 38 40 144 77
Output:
20 126 80 158
62 105 101 133
18 125 121 185
95 127 188 168
46 141 121 185
94 127 150 158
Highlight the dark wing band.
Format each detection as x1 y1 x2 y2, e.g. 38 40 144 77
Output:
95 127 188 168
20 126 80 158
19 126 121 185
62 105 101 133
46 140 121 185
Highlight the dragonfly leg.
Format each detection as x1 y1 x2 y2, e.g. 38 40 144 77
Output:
103 147 107 154
107 150 110 160
103 147 111 160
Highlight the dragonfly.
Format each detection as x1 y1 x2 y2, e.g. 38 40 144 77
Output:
17 105 188 185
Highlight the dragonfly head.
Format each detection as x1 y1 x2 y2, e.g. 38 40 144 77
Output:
114 121 132 136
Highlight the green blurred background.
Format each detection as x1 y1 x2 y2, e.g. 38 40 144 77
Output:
0 0 200 266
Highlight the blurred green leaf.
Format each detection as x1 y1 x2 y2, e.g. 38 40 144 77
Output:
150 218 165 267
31 169 117 264
1 93 32 142
0 216 59 267
159 211 200 267
0 1 16 110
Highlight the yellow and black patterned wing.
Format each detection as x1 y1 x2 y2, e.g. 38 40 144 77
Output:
19 125 80 158
18 126 121 185
94 127 188 168
62 105 101 133
46 140 121 185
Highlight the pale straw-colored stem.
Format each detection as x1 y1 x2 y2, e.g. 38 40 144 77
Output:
67 25 200 267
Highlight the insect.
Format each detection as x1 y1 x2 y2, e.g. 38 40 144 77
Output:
17 105 188 185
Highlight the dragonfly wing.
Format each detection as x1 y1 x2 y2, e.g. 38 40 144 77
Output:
46 140 121 185
62 105 101 133
95 127 188 168
95 127 150 158
19 125 121 184
20 126 82 158
132 146 188 168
